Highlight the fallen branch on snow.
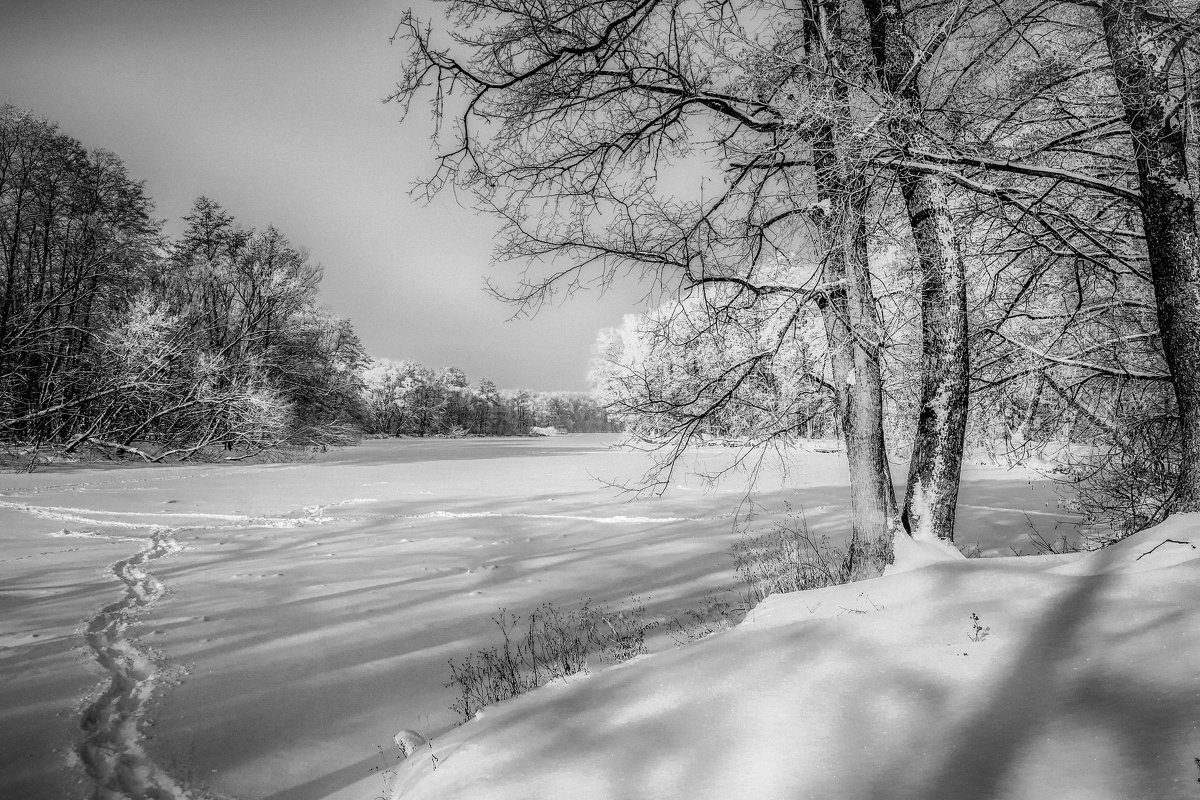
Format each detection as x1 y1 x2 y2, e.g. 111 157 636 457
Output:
1135 539 1195 561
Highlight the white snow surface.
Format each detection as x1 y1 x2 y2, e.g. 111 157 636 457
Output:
391 516 1200 800
0 436 1171 800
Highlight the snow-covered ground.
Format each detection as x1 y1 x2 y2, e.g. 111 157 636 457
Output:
391 516 1200 800
1 435 1091 799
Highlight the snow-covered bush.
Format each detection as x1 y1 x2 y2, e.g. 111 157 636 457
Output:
589 282 836 446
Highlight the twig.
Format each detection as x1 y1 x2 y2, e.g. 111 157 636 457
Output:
1135 538 1194 561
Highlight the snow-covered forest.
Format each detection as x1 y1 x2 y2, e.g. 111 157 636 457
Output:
0 105 617 463
3 0 1200 798
0 106 369 461
361 361 619 436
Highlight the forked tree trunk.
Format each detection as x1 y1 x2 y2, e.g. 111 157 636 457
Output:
1101 0 1200 511
864 0 971 541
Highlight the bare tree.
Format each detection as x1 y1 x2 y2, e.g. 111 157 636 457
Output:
1099 0 1200 509
861 0 971 539
393 0 980 554
871 0 1200 519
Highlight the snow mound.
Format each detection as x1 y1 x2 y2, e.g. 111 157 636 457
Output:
1051 513 1200 575
387 515 1200 800
885 528 966 575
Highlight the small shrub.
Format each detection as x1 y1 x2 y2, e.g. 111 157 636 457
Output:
1068 412 1177 544
731 506 893 608
969 612 991 642
1026 527 1083 555
959 542 983 558
446 599 654 723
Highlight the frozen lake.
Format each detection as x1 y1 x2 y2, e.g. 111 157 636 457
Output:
0 435 1077 800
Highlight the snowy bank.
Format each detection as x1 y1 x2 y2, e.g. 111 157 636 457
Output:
389 516 1200 800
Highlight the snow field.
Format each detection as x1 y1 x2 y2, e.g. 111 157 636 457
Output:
0 436 1082 800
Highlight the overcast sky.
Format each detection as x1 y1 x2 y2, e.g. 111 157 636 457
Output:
0 0 648 391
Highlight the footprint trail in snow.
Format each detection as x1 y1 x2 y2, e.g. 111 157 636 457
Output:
6 488 708 800
3 497 368 800
73 525 198 800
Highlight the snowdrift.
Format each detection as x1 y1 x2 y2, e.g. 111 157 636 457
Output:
389 516 1200 800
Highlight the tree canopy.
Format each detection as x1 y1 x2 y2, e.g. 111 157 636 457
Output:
394 0 1200 546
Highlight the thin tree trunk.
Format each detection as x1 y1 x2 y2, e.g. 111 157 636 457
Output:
814 169 900 553
1101 0 1200 510
818 268 899 551
1016 373 1046 446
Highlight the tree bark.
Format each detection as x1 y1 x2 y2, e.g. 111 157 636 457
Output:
1101 0 1200 510
816 216 901 553
864 0 971 541
897 173 970 540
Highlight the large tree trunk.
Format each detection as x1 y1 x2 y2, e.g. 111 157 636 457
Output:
897 173 970 541
1101 0 1200 511
807 0 901 561
864 0 971 541
1185 45 1200 231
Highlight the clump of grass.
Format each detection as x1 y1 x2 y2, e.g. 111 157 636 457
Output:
665 592 743 645
731 505 893 608
446 599 655 723
959 542 984 558
1026 525 1083 555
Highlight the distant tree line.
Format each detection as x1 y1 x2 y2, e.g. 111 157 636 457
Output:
0 106 369 462
362 359 620 436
